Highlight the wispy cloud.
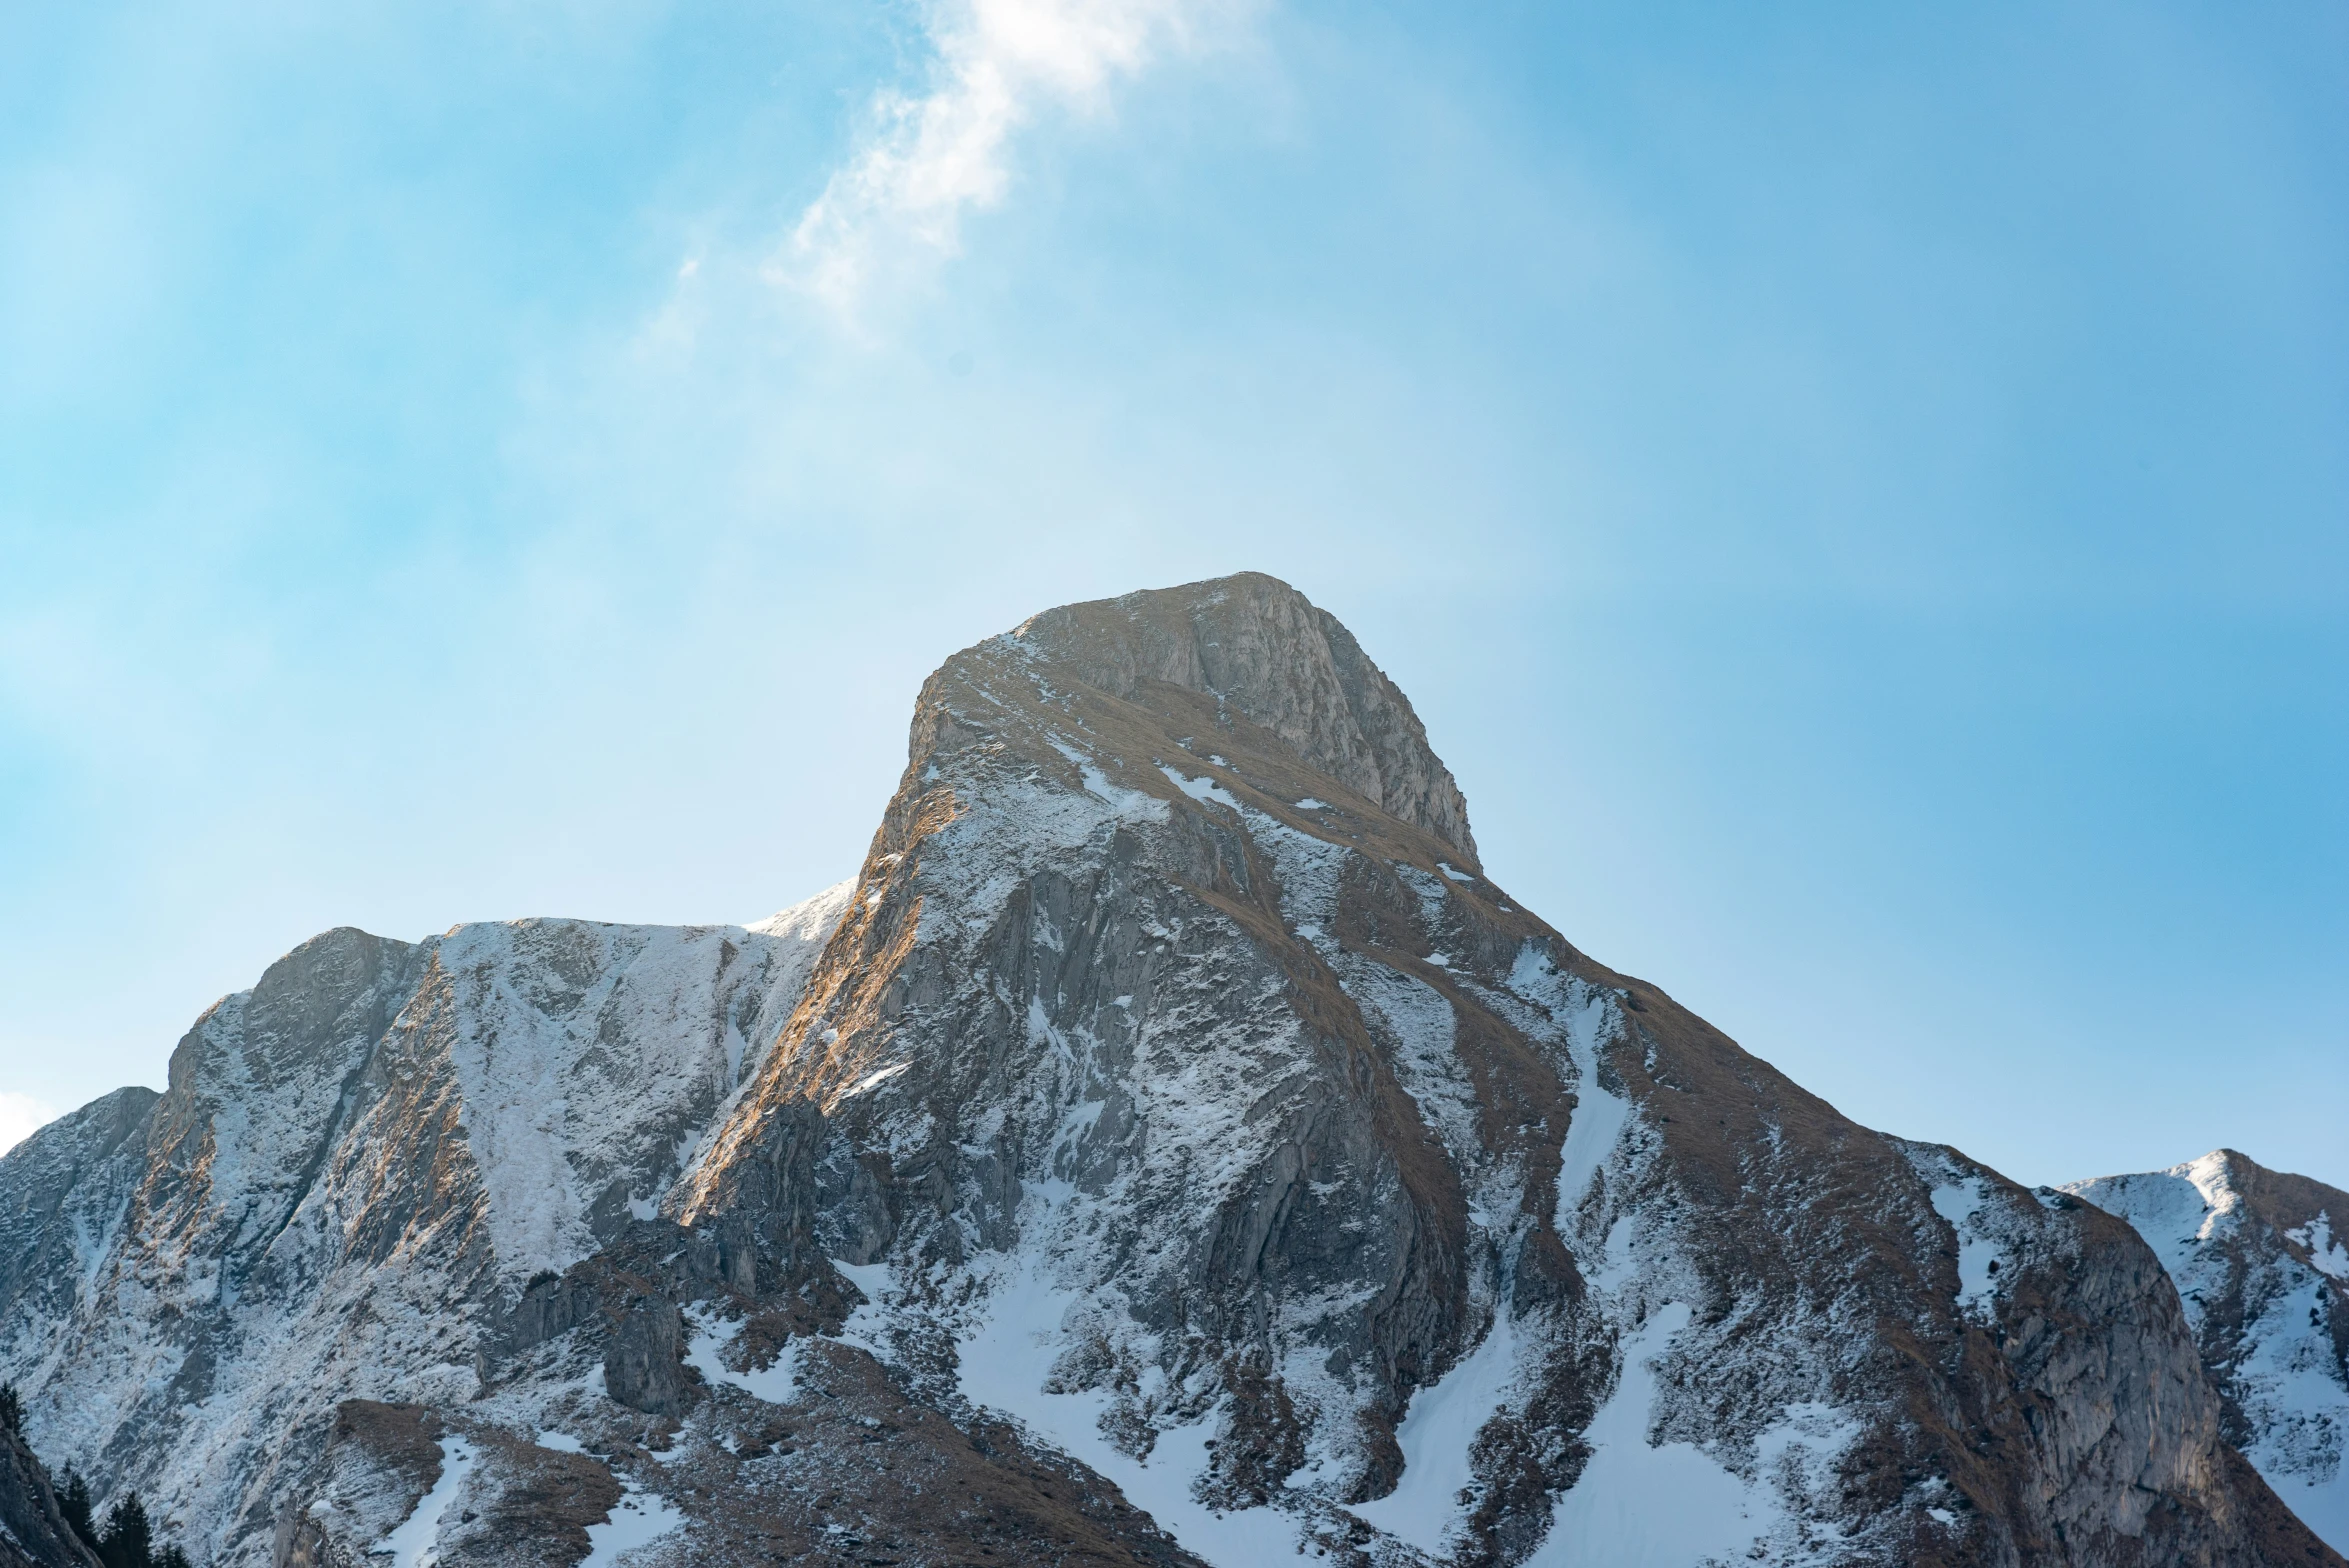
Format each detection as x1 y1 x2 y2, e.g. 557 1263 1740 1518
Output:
781 0 1224 309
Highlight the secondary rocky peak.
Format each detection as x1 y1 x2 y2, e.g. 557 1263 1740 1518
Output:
1006 572 1478 860
2065 1148 2349 1553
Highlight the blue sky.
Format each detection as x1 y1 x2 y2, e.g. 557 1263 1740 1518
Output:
2 0 2342 1187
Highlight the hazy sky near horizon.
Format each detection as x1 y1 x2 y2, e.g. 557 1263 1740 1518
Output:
1 0 2342 1187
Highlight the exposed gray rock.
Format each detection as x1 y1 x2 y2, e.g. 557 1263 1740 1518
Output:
1009 571 1479 860
602 1297 685 1418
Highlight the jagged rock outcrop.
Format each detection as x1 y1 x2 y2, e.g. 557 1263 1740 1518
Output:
0 573 2335 1568
2068 1151 2349 1555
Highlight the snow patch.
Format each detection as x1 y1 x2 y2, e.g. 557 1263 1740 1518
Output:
1160 765 1240 809
956 1218 1293 1567
843 1062 910 1098
580 1475 686 1567
684 1307 804 1405
1528 1305 1802 1568
1554 1054 1630 1234
375 1434 478 1568
1930 1180 2001 1315
1347 1307 1523 1554
2289 1213 2349 1282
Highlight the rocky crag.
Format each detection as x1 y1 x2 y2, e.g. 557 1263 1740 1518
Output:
2067 1152 2349 1556
0 572 2338 1568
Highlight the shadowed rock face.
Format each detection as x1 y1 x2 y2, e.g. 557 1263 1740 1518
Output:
0 573 2338 1568
0 1088 158 1357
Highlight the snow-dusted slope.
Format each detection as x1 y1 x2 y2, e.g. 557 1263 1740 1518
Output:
0 574 2334 1568
2067 1151 2349 1554
0 887 849 1561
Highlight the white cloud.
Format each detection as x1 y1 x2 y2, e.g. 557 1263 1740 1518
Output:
781 0 1224 309
0 1090 57 1156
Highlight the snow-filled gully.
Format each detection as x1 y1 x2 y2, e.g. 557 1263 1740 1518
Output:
374 1434 478 1568
1346 1307 1523 1555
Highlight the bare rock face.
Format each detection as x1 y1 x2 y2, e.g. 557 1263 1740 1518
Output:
0 573 2335 1568
602 1297 687 1417
2067 1151 2349 1555
1009 572 1479 860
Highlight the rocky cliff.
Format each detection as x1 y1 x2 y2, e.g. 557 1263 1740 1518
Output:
0 573 2335 1568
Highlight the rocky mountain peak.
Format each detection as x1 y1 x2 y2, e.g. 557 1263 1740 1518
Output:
2 574 2341 1568
2066 1147 2349 1552
1002 572 1478 860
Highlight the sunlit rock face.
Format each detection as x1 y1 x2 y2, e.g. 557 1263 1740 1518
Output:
1 573 2338 1568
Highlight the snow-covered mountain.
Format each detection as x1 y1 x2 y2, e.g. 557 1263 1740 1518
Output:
0 895 848 1560
0 573 2336 1568
2066 1151 2349 1555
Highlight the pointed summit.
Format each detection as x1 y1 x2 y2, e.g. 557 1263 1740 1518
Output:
1005 573 1477 860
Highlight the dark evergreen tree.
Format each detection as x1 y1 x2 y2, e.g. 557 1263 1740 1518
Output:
0 1381 20 1433
99 1489 154 1568
59 1466 95 1544
155 1547 192 1568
